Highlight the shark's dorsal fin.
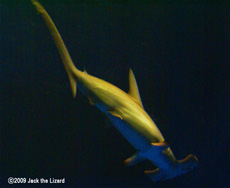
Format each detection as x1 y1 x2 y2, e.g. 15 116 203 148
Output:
128 69 144 108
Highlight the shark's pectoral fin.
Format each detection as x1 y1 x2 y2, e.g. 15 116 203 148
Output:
124 152 144 167
107 110 123 120
128 69 144 108
124 142 169 168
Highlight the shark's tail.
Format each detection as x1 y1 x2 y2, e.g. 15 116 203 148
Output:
31 0 81 98
145 154 198 181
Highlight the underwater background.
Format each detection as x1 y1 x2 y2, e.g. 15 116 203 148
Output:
1 0 229 187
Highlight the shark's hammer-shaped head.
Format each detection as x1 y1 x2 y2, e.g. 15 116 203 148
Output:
177 154 198 173
145 154 198 181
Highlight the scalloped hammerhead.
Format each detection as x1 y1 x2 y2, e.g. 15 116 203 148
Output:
31 0 198 181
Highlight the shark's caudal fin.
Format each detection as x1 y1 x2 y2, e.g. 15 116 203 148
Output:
145 154 198 181
31 0 80 98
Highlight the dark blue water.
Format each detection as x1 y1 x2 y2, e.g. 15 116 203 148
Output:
1 1 229 187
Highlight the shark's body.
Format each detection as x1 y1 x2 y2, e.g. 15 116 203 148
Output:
31 0 198 181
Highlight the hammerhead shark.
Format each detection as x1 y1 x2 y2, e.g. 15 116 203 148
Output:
31 0 198 181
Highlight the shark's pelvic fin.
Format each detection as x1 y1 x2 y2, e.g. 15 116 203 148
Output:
124 152 144 167
31 0 80 98
128 69 144 108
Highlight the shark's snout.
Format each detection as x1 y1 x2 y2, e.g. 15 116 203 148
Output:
145 154 198 181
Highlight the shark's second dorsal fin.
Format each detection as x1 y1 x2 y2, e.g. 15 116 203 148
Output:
128 69 144 108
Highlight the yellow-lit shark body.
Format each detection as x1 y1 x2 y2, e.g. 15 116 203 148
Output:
31 0 198 181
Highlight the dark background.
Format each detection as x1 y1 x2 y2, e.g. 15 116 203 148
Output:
1 0 229 187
